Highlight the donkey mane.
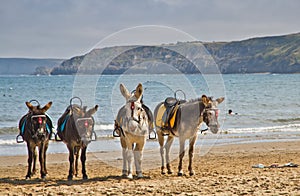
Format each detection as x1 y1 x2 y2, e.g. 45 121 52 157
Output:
184 96 214 104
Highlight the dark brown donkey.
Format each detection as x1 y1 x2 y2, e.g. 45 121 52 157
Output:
18 101 53 179
56 97 98 180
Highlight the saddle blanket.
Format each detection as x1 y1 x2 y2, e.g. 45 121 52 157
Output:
155 104 179 129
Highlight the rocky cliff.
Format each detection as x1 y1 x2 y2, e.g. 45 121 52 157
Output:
50 32 300 74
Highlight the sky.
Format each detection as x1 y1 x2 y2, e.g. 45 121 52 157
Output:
1 0 299 59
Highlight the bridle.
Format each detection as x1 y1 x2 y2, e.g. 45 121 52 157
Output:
72 111 96 143
130 101 142 124
113 100 147 138
200 101 220 133
29 114 48 140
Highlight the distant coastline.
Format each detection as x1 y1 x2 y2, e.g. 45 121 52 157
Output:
1 32 299 75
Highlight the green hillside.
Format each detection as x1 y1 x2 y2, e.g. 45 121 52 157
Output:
50 32 300 74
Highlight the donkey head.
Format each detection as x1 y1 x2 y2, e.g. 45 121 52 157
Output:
120 83 148 135
202 95 224 134
26 101 52 139
72 104 98 145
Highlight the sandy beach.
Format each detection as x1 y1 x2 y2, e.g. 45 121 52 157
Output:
0 141 299 195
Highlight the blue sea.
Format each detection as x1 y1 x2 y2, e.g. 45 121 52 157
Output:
0 74 299 158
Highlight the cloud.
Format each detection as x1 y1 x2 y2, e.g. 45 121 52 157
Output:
0 0 299 58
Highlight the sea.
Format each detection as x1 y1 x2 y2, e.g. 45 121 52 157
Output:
0 74 299 160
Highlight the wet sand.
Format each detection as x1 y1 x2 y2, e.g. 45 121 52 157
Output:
0 141 299 195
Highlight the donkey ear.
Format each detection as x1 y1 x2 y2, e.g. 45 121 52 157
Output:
83 106 87 113
25 102 34 110
216 97 225 104
41 102 52 113
87 105 98 116
120 83 131 100
201 95 210 106
134 83 143 100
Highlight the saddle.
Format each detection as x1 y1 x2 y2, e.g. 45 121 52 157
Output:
57 107 71 133
156 97 186 132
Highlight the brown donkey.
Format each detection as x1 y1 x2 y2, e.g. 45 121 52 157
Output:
18 101 53 179
56 97 98 180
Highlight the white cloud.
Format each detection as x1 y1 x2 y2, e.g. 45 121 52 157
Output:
0 0 299 58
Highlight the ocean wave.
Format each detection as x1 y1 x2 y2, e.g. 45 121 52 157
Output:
0 127 19 135
94 124 114 131
271 117 300 123
223 123 300 134
0 139 18 145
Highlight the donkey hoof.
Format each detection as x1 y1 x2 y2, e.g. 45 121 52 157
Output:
137 173 143 179
167 170 173 175
177 172 183 176
41 174 47 179
161 171 166 175
83 175 88 180
127 174 133 179
67 175 73 181
25 175 31 180
122 170 128 177
189 171 195 176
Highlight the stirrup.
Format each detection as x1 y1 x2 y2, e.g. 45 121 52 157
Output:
16 135 24 143
55 133 62 141
113 128 121 137
200 128 208 134
149 130 157 140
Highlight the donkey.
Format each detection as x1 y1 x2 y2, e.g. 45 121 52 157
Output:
114 83 150 179
18 101 53 179
154 95 224 176
56 99 98 180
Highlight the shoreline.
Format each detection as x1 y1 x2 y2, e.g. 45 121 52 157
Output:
0 140 299 195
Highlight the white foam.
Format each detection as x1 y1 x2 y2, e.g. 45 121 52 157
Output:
0 139 19 145
223 123 300 134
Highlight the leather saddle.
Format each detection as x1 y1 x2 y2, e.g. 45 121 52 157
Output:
162 97 186 130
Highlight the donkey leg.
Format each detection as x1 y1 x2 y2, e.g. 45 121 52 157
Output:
38 143 47 179
43 142 49 175
74 146 80 177
188 135 197 176
157 129 166 174
178 138 186 176
126 143 134 179
134 141 145 178
81 147 88 180
26 144 34 179
32 147 37 176
120 137 128 177
67 145 74 180
165 136 174 174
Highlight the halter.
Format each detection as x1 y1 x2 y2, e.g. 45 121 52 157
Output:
113 101 148 138
74 115 96 142
30 114 47 139
129 101 142 124
201 106 220 133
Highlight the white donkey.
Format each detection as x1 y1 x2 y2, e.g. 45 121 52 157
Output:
115 83 149 179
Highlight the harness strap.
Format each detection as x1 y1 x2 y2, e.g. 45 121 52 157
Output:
21 118 26 135
113 123 125 137
59 115 70 132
